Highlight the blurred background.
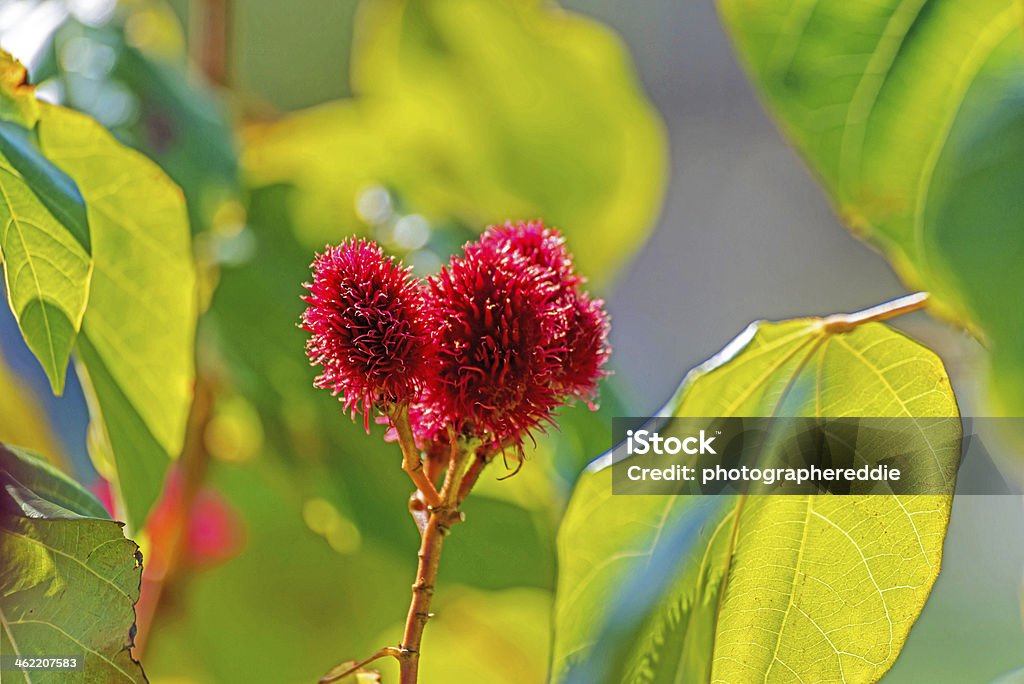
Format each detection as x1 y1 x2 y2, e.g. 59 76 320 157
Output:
0 0 1021 681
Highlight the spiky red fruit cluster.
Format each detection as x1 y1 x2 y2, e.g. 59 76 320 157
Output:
414 246 566 446
302 221 610 451
301 239 433 429
476 221 609 407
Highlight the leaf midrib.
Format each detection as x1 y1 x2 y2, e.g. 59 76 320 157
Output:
0 167 59 379
0 526 133 602
705 327 827 683
0 524 139 682
8 618 137 683
0 606 32 684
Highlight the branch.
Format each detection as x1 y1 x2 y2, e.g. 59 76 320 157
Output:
390 406 442 508
397 433 468 684
319 647 402 684
133 371 215 657
457 452 491 504
190 0 232 86
333 434 476 683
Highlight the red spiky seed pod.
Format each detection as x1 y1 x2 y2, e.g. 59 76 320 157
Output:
419 244 569 449
414 221 611 450
556 289 611 407
475 219 578 284
476 220 610 407
301 238 432 429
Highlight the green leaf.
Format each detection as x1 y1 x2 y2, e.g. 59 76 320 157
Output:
0 51 196 528
552 319 961 683
716 0 1024 412
0 57 91 394
244 0 667 284
35 104 197 530
0 444 145 683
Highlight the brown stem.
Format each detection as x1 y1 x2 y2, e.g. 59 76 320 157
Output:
398 508 454 683
423 441 447 487
190 0 232 86
133 372 215 657
319 647 403 684
398 435 468 684
324 432 490 683
457 452 491 504
390 406 442 508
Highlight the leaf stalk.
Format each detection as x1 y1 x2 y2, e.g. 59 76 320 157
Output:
822 291 928 333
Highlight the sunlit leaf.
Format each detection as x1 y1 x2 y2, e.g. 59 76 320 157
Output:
717 0 1024 412
0 54 91 393
552 319 960 682
63 4 238 234
37 104 197 531
244 0 667 284
0 50 196 529
0 443 145 683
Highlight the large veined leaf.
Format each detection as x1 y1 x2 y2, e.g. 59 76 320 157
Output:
0 51 197 529
46 105 197 531
552 318 960 683
716 0 1024 412
0 444 145 683
244 0 667 284
0 57 91 394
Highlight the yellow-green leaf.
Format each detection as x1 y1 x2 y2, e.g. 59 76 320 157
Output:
244 0 667 284
716 0 1024 413
36 104 197 530
0 55 91 394
0 51 195 528
552 318 960 683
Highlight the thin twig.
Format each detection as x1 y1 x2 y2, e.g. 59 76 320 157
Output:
133 371 215 657
457 452 490 504
338 432 489 683
822 292 929 333
397 433 468 684
319 647 402 684
423 441 447 487
190 0 232 86
390 406 442 508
